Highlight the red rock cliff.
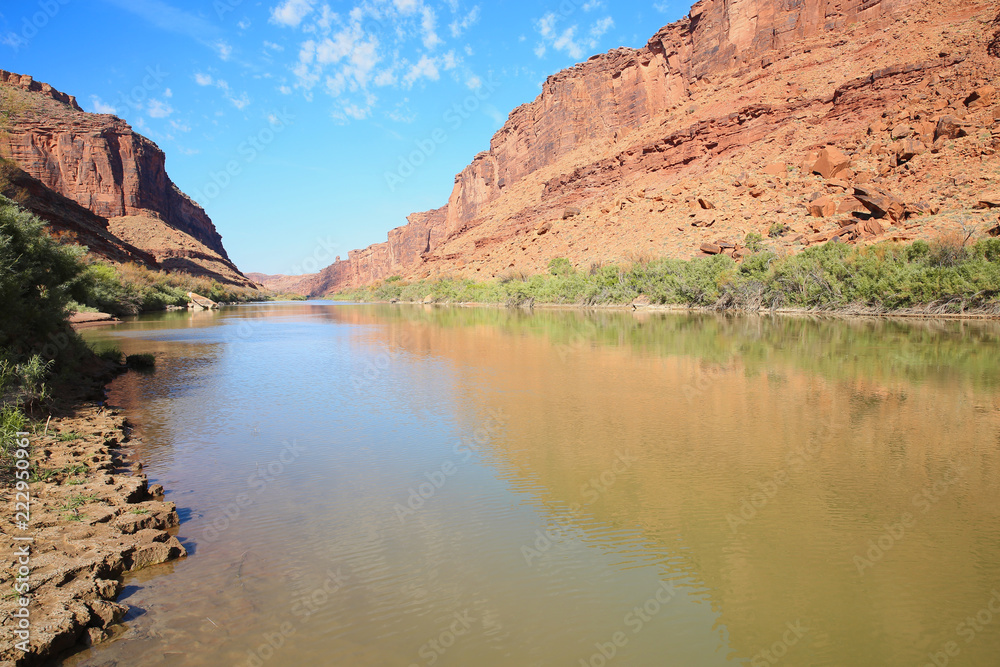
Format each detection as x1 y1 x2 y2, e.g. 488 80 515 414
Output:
441 0 909 236
294 0 913 294
1 70 254 287
0 70 228 260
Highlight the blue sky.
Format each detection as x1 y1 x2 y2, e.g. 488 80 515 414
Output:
1 0 687 275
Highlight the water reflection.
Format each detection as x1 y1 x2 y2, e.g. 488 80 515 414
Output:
69 304 1000 666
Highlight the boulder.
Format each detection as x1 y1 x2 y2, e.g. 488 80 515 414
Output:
810 146 851 179
893 138 926 163
934 115 966 141
964 86 996 108
631 295 651 308
976 194 1000 209
697 198 716 210
68 311 117 325
762 162 787 176
700 242 722 255
562 206 582 219
808 195 839 217
859 219 885 236
187 292 218 310
536 221 553 235
129 537 186 571
853 186 905 222
890 123 912 140
837 197 866 214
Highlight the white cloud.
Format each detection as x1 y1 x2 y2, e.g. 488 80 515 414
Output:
271 0 316 27
194 73 214 86
228 92 251 110
421 6 441 49
164 88 173 98
582 0 604 10
169 119 191 132
535 13 613 59
466 75 481 90
553 26 583 59
374 69 397 87
278 0 476 121
237 18 251 30
449 5 479 37
264 40 285 51
538 13 556 39
591 16 613 39
393 0 419 14
148 99 174 118
209 78 252 110
90 96 117 114
216 40 233 60
403 54 440 87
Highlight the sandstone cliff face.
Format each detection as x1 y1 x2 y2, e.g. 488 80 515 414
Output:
0 71 252 287
300 206 448 296
295 0 931 294
0 157 157 266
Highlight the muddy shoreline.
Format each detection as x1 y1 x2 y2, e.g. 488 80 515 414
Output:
0 382 186 666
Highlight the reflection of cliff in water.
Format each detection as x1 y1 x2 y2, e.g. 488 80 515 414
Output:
329 306 1000 666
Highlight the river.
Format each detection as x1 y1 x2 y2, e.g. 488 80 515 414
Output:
69 302 1000 666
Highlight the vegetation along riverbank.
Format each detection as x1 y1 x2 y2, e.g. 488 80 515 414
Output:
0 196 186 664
333 232 1000 317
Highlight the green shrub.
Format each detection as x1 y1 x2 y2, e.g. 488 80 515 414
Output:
744 232 766 252
332 237 1000 313
548 257 574 276
769 222 790 238
125 353 156 369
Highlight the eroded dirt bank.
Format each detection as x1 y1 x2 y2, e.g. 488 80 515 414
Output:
1 396 186 665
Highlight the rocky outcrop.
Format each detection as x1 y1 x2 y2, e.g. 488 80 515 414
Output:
0 70 82 111
0 71 253 286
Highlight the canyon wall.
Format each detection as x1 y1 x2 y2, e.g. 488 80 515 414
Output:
0 70 252 286
296 0 914 294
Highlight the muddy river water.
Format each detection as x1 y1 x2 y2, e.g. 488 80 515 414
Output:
71 303 1000 666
